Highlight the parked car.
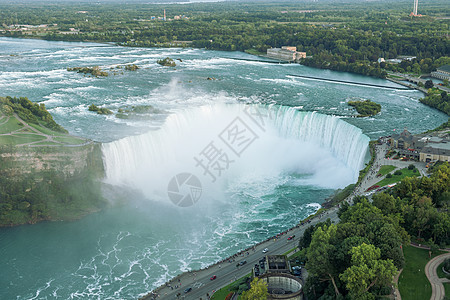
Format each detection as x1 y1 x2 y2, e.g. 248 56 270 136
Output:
239 260 247 266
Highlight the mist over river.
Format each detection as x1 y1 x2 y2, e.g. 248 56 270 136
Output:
0 37 447 299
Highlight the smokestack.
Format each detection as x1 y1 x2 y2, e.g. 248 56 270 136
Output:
412 0 418 16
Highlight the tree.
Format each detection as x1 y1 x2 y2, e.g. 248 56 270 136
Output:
340 243 397 299
240 278 268 300
372 193 397 215
424 79 434 89
307 224 341 296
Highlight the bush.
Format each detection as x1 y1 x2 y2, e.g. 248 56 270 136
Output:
224 292 234 300
238 284 249 294
348 100 381 117
386 173 393 178
394 170 403 176
444 258 450 273
408 164 415 170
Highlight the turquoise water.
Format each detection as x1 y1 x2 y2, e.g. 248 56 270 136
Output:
0 37 447 299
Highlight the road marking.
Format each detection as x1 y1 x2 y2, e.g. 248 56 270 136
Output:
193 282 204 288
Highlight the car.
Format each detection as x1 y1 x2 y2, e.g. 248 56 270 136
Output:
262 248 269 253
184 287 192 293
210 275 217 280
287 235 295 240
239 260 247 266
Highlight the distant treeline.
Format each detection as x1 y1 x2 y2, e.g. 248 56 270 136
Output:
1 1 449 78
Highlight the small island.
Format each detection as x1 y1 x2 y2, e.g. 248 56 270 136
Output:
67 66 109 77
157 57 176 67
68 64 140 77
116 105 164 119
88 104 114 115
124 64 140 71
348 99 381 117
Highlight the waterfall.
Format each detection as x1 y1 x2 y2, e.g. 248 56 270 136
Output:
270 106 369 173
101 104 369 201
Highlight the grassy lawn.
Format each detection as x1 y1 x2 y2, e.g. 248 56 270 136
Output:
0 134 46 145
376 167 420 187
445 283 450 297
398 246 446 300
283 247 296 255
378 165 396 176
388 74 405 79
211 273 251 300
244 49 265 56
54 136 86 145
437 261 450 279
0 116 23 134
32 141 64 146
29 123 66 136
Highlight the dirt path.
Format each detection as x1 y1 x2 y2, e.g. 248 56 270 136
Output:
425 252 450 300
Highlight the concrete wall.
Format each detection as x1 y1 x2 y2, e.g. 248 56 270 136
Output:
259 273 303 300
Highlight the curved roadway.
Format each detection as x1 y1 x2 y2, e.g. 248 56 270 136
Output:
142 207 340 300
425 252 450 300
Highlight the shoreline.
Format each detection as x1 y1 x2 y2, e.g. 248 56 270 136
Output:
139 140 404 299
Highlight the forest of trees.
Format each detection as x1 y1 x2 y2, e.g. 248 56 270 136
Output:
299 162 449 299
1 0 449 78
420 90 450 116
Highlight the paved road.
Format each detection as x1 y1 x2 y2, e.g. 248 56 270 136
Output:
425 252 450 300
142 207 340 300
142 141 423 300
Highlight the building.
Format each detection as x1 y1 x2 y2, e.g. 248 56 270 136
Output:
389 129 414 149
267 47 306 62
256 255 303 300
420 143 450 163
431 65 450 81
389 128 450 163
265 255 292 274
259 273 303 300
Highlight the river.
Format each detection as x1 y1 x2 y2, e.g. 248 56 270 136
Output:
0 37 446 299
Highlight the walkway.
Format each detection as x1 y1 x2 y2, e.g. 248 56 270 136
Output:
425 252 450 300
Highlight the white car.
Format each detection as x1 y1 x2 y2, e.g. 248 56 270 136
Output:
262 248 268 253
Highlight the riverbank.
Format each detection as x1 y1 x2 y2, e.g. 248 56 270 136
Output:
139 141 390 299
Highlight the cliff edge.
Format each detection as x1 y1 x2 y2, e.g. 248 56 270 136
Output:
0 96 106 226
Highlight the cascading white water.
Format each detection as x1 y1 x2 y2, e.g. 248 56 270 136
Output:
270 105 369 173
102 103 369 204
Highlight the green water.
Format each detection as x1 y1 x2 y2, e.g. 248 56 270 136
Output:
0 37 446 299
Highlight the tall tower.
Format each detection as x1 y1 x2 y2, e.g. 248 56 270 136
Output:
412 0 418 16
164 9 166 21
